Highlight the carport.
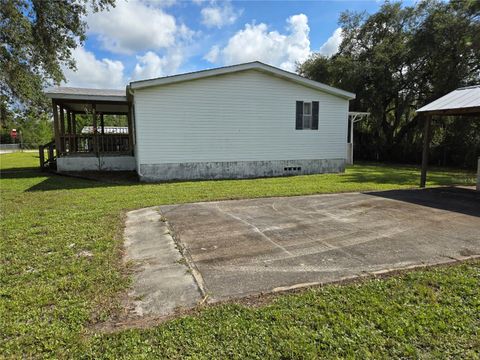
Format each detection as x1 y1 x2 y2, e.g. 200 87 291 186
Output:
417 85 480 189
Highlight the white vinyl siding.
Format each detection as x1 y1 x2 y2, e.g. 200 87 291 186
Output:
134 69 349 165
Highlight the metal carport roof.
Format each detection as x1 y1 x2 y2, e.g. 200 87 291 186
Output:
417 85 480 116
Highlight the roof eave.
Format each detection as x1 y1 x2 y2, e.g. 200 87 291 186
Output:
45 93 128 102
254 65 356 100
129 62 356 100
416 106 480 116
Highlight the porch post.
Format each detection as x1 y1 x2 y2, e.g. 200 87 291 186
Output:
67 110 72 153
127 104 134 154
52 100 61 156
59 105 65 153
39 144 45 169
349 117 354 164
92 104 98 154
67 110 72 134
72 113 76 134
420 114 432 188
100 113 105 134
72 113 77 152
100 113 105 153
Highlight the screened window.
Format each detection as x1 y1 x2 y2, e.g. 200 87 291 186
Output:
303 102 312 129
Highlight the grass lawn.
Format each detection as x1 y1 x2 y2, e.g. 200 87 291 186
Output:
1 152 478 358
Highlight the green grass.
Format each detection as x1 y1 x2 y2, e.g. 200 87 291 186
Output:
1 152 478 358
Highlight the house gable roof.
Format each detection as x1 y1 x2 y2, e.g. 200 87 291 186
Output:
129 61 356 100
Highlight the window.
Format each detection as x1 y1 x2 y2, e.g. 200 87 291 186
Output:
296 100 319 130
303 102 312 129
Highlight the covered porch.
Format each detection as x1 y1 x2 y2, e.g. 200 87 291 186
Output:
43 87 136 172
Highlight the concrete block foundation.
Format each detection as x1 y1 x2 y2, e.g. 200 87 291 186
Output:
57 155 136 172
139 158 345 182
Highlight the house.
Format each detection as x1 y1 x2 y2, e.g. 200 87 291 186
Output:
44 61 356 182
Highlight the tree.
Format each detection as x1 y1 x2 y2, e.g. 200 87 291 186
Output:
0 0 115 144
1 0 115 109
298 0 480 168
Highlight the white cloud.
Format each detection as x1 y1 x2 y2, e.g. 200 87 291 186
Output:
178 23 195 40
63 47 125 89
87 1 190 55
204 45 220 63
201 3 241 28
157 0 178 7
319 28 343 57
205 14 311 72
132 50 184 81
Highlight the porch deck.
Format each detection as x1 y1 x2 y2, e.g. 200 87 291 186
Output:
42 87 135 171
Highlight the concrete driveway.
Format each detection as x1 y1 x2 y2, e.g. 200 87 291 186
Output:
159 187 480 301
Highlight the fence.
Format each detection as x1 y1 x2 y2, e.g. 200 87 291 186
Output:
0 143 21 151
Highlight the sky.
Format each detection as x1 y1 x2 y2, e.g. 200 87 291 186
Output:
63 0 401 89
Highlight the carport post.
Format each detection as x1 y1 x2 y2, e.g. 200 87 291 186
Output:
420 114 432 188
477 157 480 191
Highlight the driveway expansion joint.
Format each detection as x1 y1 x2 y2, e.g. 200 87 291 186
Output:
123 207 202 317
162 216 210 301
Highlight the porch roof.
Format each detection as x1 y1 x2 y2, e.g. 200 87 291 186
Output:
45 87 127 101
45 87 129 113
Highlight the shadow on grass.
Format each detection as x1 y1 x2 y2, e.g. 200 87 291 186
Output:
343 165 474 187
366 187 480 217
26 171 141 191
341 172 416 186
0 166 40 174
3 163 473 193
24 170 417 192
0 168 136 191
1 167 45 176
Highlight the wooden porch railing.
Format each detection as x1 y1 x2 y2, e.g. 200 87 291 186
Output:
59 134 131 155
39 141 56 170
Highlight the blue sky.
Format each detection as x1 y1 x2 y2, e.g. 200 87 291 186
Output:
63 0 409 89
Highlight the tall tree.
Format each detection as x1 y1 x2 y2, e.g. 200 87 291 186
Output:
1 0 115 109
299 0 480 167
0 0 115 137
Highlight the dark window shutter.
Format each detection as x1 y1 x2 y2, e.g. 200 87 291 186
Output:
312 101 319 130
296 101 303 130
